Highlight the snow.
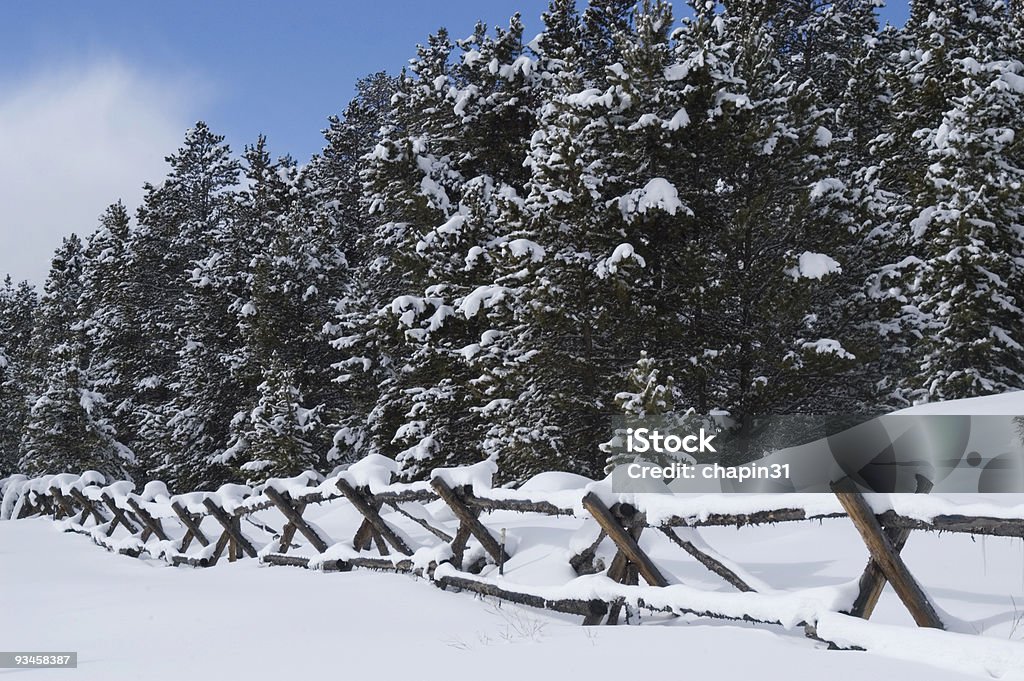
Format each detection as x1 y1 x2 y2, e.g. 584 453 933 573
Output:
595 243 646 278
460 285 509 318
503 238 545 262
213 483 252 513
665 107 690 130
340 453 399 492
431 458 497 495
2 516 1012 681
617 178 688 221
0 474 27 519
260 470 324 497
895 390 1024 415
999 71 1024 94
802 338 856 360
519 472 593 494
786 251 841 280
809 177 845 201
7 393 1024 679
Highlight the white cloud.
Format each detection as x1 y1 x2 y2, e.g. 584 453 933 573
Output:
0 60 205 285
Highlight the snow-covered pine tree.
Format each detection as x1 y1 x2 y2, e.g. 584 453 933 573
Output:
581 0 635 84
128 122 241 490
603 351 679 473
865 0 1021 404
320 73 398 463
235 352 323 482
222 137 352 477
77 202 138 471
909 5 1024 399
18 235 133 478
485 1 650 480
355 30 465 476
781 0 892 413
0 277 37 476
320 72 398 266
359 18 542 479
663 0 855 461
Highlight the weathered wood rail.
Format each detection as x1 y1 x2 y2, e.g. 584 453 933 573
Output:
3 457 1023 650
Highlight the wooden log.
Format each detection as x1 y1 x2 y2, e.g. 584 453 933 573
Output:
385 501 454 542
352 516 374 552
261 553 423 575
170 554 214 568
570 529 607 576
277 501 305 553
228 521 239 562
170 501 210 548
662 508 843 528
660 527 755 593
831 478 944 629
435 574 609 622
343 556 419 573
371 528 390 556
68 487 107 525
848 475 934 619
207 530 231 566
101 492 140 535
430 478 507 565
663 504 1024 538
370 488 439 505
466 496 574 517
603 521 644 625
264 486 330 553
34 494 52 516
336 478 413 556
126 498 169 542
582 493 668 588
877 512 1024 538
48 487 77 520
260 553 311 568
202 498 258 558
449 523 473 569
14 495 34 519
179 529 196 552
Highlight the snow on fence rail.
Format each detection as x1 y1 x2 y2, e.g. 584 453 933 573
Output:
3 458 1024 657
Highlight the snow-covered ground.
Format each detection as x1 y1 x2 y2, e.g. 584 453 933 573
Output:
3 509 1023 681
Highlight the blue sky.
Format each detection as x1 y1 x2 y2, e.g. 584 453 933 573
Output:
0 1 910 284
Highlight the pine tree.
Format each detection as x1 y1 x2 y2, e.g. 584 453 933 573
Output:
485 1 643 480
0 277 37 476
866 0 1022 403
581 0 636 83
358 19 543 479
221 138 351 477
128 122 241 490
320 73 399 463
234 353 323 482
18 236 132 478
659 0 856 461
602 351 681 473
78 202 138 468
910 6 1024 398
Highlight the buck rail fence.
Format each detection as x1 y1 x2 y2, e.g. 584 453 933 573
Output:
3 455 1024 653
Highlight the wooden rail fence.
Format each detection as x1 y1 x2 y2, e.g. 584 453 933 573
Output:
3 457 1023 650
